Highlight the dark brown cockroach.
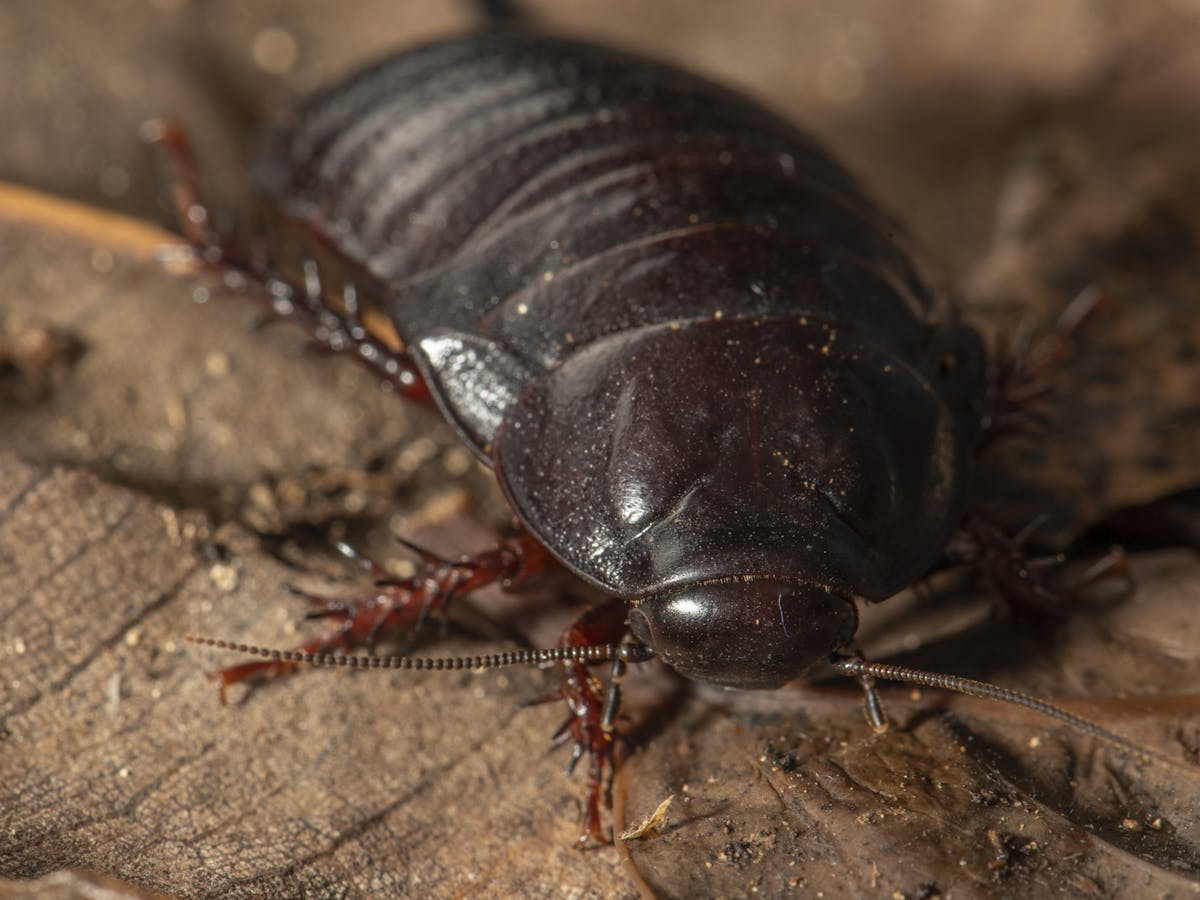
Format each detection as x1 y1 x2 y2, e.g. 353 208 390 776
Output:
162 29 1171 845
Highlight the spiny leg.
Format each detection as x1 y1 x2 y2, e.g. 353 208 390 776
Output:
211 532 551 701
980 285 1106 446
942 516 1130 620
142 120 430 403
965 288 1128 614
527 597 631 847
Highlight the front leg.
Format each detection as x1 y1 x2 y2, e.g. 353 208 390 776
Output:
529 598 631 846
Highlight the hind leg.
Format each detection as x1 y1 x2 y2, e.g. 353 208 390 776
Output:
144 120 430 402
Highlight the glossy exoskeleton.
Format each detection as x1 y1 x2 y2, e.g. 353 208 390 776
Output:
256 29 991 677
169 30 1146 845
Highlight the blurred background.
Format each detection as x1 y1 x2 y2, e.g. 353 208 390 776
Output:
1 0 1195 277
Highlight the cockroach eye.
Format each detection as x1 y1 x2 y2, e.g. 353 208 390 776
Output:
629 579 858 689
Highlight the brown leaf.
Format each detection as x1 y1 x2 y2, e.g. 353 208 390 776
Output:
0 454 635 897
0 198 485 533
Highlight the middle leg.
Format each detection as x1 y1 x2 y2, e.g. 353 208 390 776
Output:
210 532 552 700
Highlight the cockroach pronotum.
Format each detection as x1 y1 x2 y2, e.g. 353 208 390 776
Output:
153 25 1186 845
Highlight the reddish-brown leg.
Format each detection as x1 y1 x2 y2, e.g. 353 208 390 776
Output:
944 517 1130 619
966 287 1129 614
527 598 631 847
980 285 1105 446
212 533 551 701
143 120 431 403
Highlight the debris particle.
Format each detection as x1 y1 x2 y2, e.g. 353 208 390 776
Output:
619 794 673 841
107 672 122 716
208 562 239 592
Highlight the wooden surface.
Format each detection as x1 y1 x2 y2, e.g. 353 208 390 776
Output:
2 2 1200 897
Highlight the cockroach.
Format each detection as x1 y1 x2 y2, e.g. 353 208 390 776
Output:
158 27 1178 845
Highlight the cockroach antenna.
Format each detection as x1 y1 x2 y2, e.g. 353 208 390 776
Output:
184 634 656 670
187 634 1188 773
832 655 1191 772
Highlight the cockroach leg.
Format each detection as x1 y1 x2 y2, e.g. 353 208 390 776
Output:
856 673 889 733
1070 544 1132 598
200 589 641 844
209 532 550 700
981 285 1107 445
942 517 1129 620
540 598 631 847
142 120 431 403
601 656 628 733
967 518 1063 619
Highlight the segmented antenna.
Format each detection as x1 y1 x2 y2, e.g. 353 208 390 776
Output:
185 635 655 669
186 635 1189 773
833 656 1191 772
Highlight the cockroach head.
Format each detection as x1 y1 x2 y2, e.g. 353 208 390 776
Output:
628 577 857 689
